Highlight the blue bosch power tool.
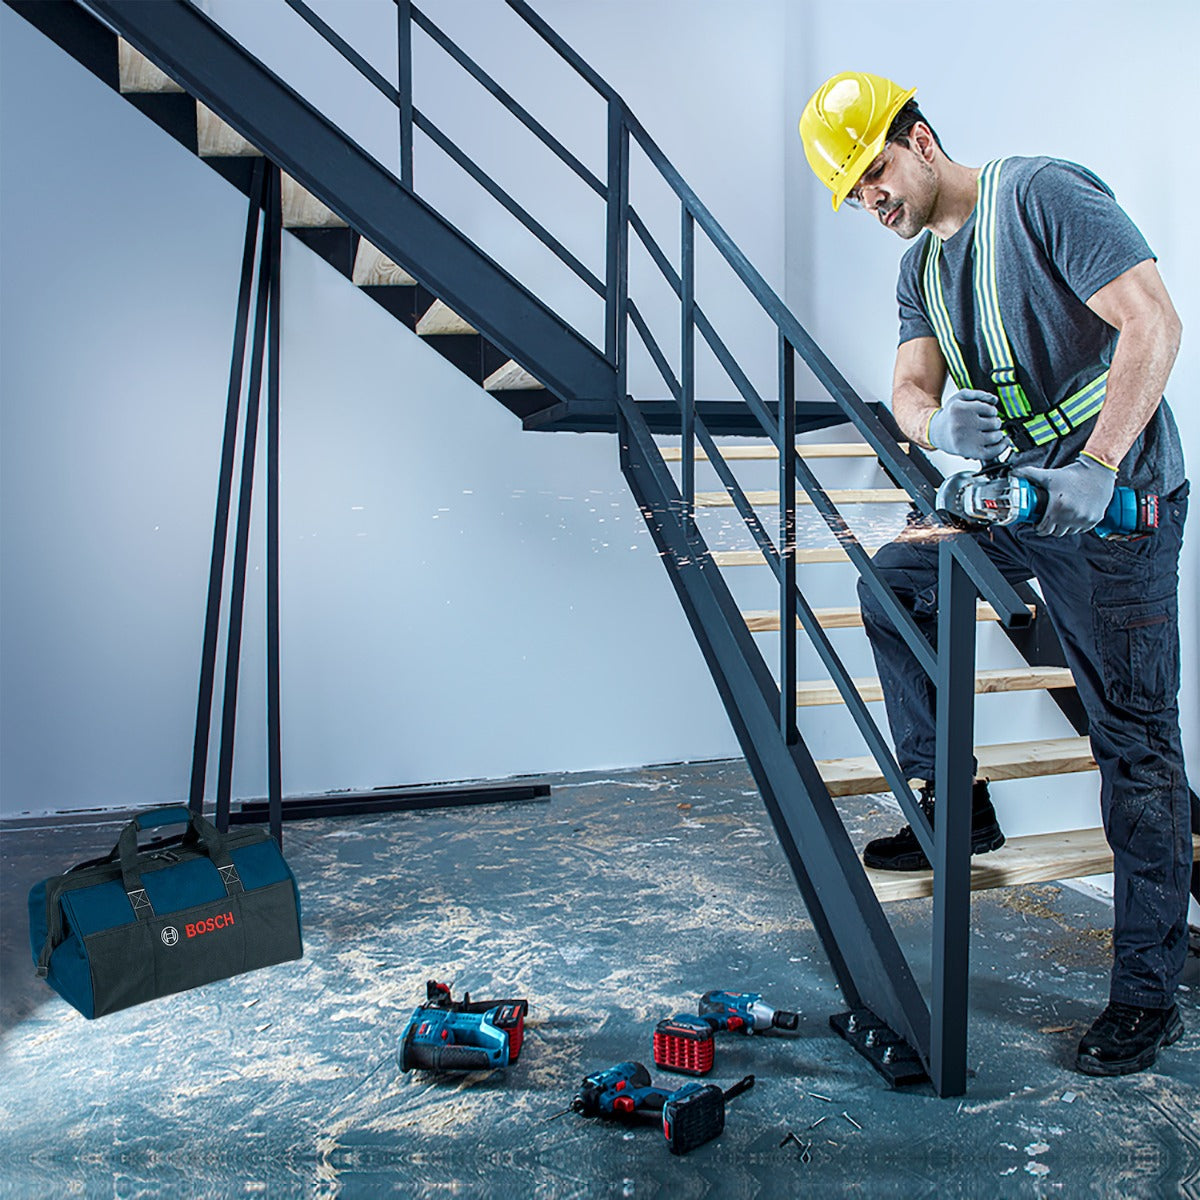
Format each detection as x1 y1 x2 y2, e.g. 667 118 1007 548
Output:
398 980 528 1072
936 464 1158 538
569 1061 755 1155
654 990 800 1076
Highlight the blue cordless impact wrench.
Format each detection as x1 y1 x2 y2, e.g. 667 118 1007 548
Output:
936 461 1158 538
569 1061 755 1155
398 980 528 1072
654 990 800 1076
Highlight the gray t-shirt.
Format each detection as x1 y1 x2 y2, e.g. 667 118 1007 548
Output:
896 156 1185 492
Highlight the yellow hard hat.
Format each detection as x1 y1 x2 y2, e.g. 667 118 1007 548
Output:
799 72 917 210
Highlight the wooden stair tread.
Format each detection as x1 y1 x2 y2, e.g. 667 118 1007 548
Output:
483 361 544 391
660 443 908 462
197 102 260 157
796 666 1075 707
818 736 1096 798
353 239 416 286
118 40 183 93
280 173 346 228
416 300 477 336
743 601 1033 632
867 828 1200 903
695 488 909 508
713 545 878 567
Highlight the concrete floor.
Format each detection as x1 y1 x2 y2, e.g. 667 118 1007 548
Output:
1 758 1197 1198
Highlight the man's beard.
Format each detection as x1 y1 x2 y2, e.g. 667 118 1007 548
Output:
882 162 936 239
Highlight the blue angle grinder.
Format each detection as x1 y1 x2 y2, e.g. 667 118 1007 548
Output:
935 464 1158 539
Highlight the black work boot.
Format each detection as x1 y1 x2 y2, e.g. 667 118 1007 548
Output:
862 780 1005 871
1076 1002 1184 1076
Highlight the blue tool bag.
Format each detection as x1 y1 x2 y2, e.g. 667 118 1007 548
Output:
28 807 302 1019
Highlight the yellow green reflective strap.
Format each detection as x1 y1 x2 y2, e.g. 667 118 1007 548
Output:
1009 369 1108 446
921 237 972 391
974 160 1032 419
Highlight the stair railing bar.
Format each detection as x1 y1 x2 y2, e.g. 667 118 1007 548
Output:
629 207 679 295
409 3 605 198
282 0 400 103
681 203 696 529
504 0 619 103
626 302 679 399
779 334 798 744
397 0 413 188
264 163 284 844
413 109 604 295
189 156 267 817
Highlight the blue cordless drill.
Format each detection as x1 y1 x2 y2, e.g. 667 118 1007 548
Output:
398 980 528 1072
936 465 1158 539
569 1061 755 1155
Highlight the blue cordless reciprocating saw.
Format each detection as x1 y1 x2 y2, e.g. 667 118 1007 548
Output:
398 980 528 1072
654 990 800 1076
569 1061 756 1155
936 462 1158 539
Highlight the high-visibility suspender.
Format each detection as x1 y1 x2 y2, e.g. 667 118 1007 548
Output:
922 159 1108 449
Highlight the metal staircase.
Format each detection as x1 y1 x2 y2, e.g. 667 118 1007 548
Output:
7 0 1197 1097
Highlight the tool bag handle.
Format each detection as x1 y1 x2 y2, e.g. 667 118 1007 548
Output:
116 807 244 920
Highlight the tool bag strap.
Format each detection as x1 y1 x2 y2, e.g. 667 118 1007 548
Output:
921 159 1108 447
116 807 244 920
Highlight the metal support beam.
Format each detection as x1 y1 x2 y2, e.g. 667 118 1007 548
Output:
190 158 266 822
778 335 797 744
931 543 978 1096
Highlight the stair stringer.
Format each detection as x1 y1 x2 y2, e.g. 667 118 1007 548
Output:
618 394 933 1068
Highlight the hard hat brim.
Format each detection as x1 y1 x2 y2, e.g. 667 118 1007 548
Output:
830 85 917 211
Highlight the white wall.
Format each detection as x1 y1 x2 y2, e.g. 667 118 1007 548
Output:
0 0 783 817
785 0 1199 847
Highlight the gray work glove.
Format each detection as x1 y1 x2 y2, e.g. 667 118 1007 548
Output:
1014 456 1117 537
926 391 1011 461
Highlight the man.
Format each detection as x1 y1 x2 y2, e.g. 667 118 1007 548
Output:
798 72 1190 1077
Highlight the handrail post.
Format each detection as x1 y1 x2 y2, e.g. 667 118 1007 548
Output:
930 542 977 1095
605 98 628 373
680 203 696 530
396 0 414 189
779 334 797 743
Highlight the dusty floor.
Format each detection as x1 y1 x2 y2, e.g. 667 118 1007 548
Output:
1 758 1197 1198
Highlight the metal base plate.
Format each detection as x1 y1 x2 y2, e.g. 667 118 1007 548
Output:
830 1009 928 1088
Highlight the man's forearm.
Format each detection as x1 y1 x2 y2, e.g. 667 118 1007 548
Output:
893 381 942 450
1082 315 1181 471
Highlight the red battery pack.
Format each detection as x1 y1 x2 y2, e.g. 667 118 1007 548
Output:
654 1015 715 1076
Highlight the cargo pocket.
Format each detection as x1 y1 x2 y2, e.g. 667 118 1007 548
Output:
1094 595 1180 714
86 919 156 1018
